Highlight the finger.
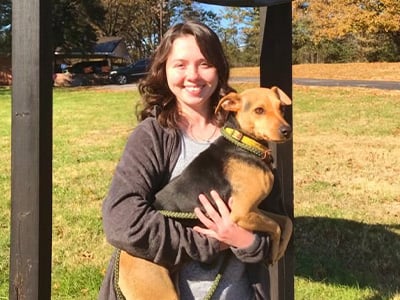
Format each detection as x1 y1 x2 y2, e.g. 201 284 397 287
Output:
194 207 215 229
228 197 234 209
210 190 230 217
193 226 230 250
193 225 215 237
198 194 221 222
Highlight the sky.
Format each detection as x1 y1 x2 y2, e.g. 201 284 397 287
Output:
197 2 225 14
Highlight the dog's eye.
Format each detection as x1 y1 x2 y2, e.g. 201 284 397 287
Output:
254 107 265 114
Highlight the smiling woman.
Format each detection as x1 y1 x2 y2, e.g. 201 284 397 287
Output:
98 21 281 300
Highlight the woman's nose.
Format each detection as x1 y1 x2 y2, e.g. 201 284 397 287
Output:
186 65 199 80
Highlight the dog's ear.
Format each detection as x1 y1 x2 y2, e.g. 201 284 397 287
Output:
271 86 292 105
215 92 242 114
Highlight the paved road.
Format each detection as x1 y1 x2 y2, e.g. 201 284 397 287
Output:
293 78 400 90
230 77 400 90
96 77 400 91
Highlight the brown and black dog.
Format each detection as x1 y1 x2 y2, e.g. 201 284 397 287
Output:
117 87 293 300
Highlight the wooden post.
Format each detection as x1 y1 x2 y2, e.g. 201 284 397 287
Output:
9 0 53 299
260 3 294 300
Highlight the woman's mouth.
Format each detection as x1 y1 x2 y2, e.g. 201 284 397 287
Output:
185 86 203 95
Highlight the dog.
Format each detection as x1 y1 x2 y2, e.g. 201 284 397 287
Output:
117 87 294 300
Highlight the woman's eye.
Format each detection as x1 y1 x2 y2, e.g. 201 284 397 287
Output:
255 107 265 114
200 61 212 68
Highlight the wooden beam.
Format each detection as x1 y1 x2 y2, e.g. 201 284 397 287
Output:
260 4 294 300
10 1 53 299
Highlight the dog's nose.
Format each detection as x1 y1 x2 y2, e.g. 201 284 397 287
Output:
280 125 292 139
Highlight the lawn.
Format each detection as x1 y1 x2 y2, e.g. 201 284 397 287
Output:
0 69 399 299
232 62 400 81
292 86 400 300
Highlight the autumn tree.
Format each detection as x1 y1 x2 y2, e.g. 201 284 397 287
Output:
301 0 400 41
293 0 400 62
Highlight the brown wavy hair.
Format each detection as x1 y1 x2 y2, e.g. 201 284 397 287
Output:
138 20 236 129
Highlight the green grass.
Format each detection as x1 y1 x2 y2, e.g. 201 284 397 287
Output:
0 87 138 299
51 88 139 299
0 85 399 299
0 87 11 300
293 86 400 300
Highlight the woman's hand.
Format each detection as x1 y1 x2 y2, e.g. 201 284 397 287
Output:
193 190 255 250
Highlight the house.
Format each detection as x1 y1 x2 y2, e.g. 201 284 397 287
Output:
1 37 132 86
54 37 131 86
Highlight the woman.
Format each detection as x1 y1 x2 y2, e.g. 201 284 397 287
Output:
99 21 275 300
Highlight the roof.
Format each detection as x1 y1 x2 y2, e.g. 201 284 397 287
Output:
54 37 131 61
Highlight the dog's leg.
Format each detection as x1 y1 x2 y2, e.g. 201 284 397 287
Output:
231 208 293 263
261 211 293 261
226 165 282 262
232 210 282 263
226 161 293 263
118 251 179 300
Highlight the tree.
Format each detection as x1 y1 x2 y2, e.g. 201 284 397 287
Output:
99 0 221 60
293 0 400 62
168 0 220 32
52 0 106 52
2 0 224 61
293 0 399 41
218 7 260 67
240 7 261 66
0 0 11 55
100 0 160 60
0 0 105 55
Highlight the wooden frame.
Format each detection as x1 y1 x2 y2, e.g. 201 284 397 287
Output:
260 4 294 299
10 0 53 299
9 1 293 299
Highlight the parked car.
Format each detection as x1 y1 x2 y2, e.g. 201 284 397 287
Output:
109 59 150 84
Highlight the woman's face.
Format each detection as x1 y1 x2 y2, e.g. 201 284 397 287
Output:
166 35 218 115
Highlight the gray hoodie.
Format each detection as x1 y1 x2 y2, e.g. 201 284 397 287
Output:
98 116 279 300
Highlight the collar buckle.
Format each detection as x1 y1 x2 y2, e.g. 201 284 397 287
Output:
231 130 243 141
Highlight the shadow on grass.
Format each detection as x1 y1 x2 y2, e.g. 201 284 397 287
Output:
0 86 11 97
295 216 400 299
